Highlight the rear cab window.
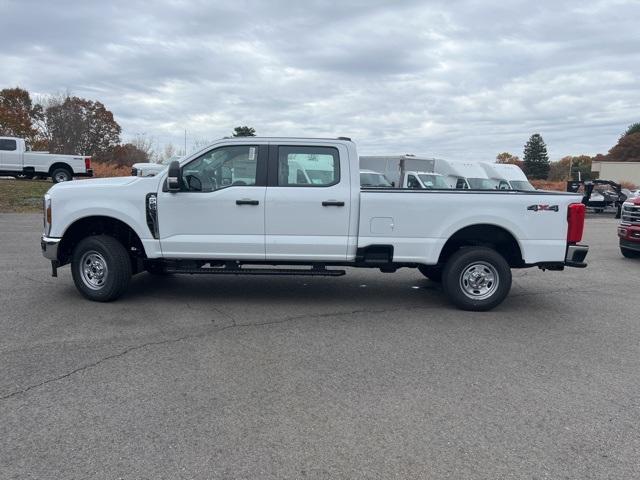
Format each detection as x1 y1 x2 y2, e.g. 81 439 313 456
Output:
0 139 17 151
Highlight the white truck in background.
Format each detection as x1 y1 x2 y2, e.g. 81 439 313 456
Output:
0 137 93 183
480 162 535 191
41 137 589 311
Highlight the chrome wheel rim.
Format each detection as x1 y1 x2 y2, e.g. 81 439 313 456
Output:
459 262 499 300
55 171 70 182
80 251 108 290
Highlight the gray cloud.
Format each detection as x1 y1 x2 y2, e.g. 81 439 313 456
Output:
1 0 639 160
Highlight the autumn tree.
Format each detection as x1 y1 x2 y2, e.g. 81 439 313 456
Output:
605 124 640 162
44 95 121 156
495 152 523 168
0 87 43 144
95 143 149 167
523 133 550 179
232 126 256 137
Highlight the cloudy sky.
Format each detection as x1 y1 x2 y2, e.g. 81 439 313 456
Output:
1 0 639 160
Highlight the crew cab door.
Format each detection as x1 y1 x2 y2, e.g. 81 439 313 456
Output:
264 143 351 261
156 144 267 259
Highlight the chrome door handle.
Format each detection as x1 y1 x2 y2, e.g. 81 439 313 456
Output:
322 201 345 207
236 199 259 205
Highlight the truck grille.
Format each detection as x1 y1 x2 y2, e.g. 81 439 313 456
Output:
621 204 640 225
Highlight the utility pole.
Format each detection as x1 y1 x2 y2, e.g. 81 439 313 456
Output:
184 129 187 155
568 156 573 180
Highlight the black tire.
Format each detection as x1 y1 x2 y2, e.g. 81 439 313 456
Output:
144 260 170 275
418 265 442 282
621 247 640 259
71 235 132 302
442 247 512 311
51 167 73 183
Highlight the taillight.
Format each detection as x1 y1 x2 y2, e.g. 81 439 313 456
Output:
85 157 91 170
567 203 585 243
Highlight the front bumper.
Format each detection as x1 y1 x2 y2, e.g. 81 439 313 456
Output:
41 235 61 261
565 244 588 268
620 238 640 253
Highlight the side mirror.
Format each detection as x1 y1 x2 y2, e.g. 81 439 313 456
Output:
167 160 181 192
391 181 395 187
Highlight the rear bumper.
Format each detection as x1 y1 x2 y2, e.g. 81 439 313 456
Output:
75 169 93 178
565 244 588 268
41 235 61 261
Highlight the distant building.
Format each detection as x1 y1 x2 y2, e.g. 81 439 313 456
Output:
591 161 640 184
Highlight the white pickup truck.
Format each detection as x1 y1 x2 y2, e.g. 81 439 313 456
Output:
41 137 589 311
0 137 93 183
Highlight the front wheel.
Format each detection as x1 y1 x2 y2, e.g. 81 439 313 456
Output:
71 235 132 301
621 247 640 259
442 247 512 311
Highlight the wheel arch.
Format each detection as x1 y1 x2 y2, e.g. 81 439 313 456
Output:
57 215 147 265
48 162 73 175
436 223 524 268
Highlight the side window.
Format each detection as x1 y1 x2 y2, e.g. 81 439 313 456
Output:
407 175 420 189
277 146 339 186
181 145 258 192
0 139 17 151
456 178 467 189
499 180 510 190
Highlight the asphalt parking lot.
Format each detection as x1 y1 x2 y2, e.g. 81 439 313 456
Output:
1 213 639 479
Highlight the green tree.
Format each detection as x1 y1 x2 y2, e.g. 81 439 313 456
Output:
232 126 256 137
623 122 640 137
548 155 593 181
523 133 550 179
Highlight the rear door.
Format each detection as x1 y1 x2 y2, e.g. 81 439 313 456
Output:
264 143 351 261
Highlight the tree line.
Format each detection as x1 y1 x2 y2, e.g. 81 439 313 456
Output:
0 86 258 167
497 123 640 182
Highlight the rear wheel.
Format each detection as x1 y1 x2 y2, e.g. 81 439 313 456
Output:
418 265 442 282
621 247 640 259
71 235 132 301
51 167 72 183
442 247 512 311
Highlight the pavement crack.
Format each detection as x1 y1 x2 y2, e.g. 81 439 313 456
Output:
0 335 193 401
1 304 435 401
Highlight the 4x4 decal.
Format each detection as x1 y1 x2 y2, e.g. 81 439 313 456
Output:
527 204 559 212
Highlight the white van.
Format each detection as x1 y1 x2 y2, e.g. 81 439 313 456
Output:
480 162 534 191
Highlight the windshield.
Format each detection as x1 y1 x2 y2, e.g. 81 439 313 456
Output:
509 180 535 191
418 174 450 189
467 178 500 189
361 172 392 187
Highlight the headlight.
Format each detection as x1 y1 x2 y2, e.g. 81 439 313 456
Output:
43 193 52 235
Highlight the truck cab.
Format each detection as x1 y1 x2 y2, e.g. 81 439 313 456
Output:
618 196 640 258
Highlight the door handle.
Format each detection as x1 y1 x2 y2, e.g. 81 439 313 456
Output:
322 201 345 207
236 199 259 205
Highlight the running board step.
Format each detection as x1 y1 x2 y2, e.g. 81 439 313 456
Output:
165 267 346 276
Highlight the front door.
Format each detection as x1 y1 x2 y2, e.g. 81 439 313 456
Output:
264 144 351 261
157 144 267 259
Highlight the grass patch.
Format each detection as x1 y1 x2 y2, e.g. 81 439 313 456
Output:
0 178 51 213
